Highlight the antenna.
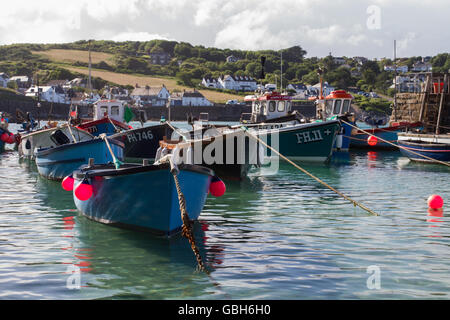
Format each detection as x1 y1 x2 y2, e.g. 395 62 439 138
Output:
88 40 92 94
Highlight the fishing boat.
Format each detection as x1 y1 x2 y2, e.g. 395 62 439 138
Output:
18 123 93 159
35 134 124 180
349 121 422 150
241 91 340 162
397 133 450 163
110 121 173 162
75 100 131 136
70 159 214 236
314 90 356 152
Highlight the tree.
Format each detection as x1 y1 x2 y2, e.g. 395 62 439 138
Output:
281 45 307 62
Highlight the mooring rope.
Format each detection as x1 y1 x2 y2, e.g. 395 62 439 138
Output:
166 121 189 141
241 126 379 216
341 120 450 168
169 159 209 274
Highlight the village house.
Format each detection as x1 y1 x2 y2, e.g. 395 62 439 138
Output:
0 72 9 88
149 52 171 65
353 56 369 65
310 82 335 97
170 90 213 106
333 57 346 65
201 76 220 89
286 83 307 95
411 61 432 72
384 65 409 73
67 77 88 89
9 76 31 89
25 85 69 104
130 85 170 106
226 55 239 63
103 85 130 102
217 75 257 92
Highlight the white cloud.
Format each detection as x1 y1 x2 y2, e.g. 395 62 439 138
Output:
0 0 448 58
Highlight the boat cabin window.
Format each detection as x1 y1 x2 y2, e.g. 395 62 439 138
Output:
268 101 276 112
277 101 285 112
333 100 342 114
100 106 108 116
342 100 350 113
111 106 120 116
325 100 333 115
286 101 291 112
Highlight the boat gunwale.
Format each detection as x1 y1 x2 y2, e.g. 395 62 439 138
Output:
35 137 124 157
73 162 215 179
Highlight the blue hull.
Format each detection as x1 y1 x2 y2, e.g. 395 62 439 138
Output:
35 138 124 180
398 140 450 163
334 121 352 151
72 163 213 236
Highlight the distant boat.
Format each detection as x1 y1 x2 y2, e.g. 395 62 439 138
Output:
35 134 124 180
0 115 17 153
397 133 450 163
71 161 214 236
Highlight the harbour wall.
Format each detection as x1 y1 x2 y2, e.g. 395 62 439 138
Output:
0 95 316 122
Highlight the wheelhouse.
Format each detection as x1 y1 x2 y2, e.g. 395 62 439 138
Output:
319 90 353 119
93 100 124 123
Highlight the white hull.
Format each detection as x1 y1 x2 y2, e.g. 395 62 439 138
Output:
19 125 93 159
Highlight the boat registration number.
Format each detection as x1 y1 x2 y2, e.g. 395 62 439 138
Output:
126 131 154 143
295 130 324 144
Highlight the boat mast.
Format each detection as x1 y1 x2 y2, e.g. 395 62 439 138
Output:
393 39 397 121
88 40 92 95
280 51 283 93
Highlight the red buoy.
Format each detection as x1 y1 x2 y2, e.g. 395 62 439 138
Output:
209 176 226 197
428 195 444 209
0 132 9 142
74 179 93 201
61 175 75 191
367 135 378 146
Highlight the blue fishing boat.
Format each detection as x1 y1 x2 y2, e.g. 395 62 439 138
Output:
76 100 131 136
35 135 124 180
71 161 214 236
397 133 450 163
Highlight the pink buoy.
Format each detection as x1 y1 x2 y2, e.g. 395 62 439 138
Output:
427 195 444 209
0 132 9 142
74 179 93 201
6 133 15 144
209 176 226 197
61 175 75 191
367 135 378 146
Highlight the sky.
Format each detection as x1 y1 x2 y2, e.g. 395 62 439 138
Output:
0 0 448 59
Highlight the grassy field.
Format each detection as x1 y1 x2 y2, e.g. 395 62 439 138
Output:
32 49 243 103
64 66 243 103
32 49 115 65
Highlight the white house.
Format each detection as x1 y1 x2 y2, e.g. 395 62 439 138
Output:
411 62 432 72
384 65 408 73
286 83 307 94
311 82 335 96
103 86 130 101
218 75 257 92
226 55 239 63
201 76 220 89
25 85 69 104
171 90 213 106
9 76 30 89
0 73 9 88
130 85 170 106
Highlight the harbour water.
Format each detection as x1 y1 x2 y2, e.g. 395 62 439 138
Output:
1 122 450 299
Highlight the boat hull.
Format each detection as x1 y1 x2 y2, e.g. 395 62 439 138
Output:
253 120 340 162
110 123 173 161
397 134 450 163
35 138 124 180
77 117 130 137
18 126 93 159
348 122 422 150
72 163 213 236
